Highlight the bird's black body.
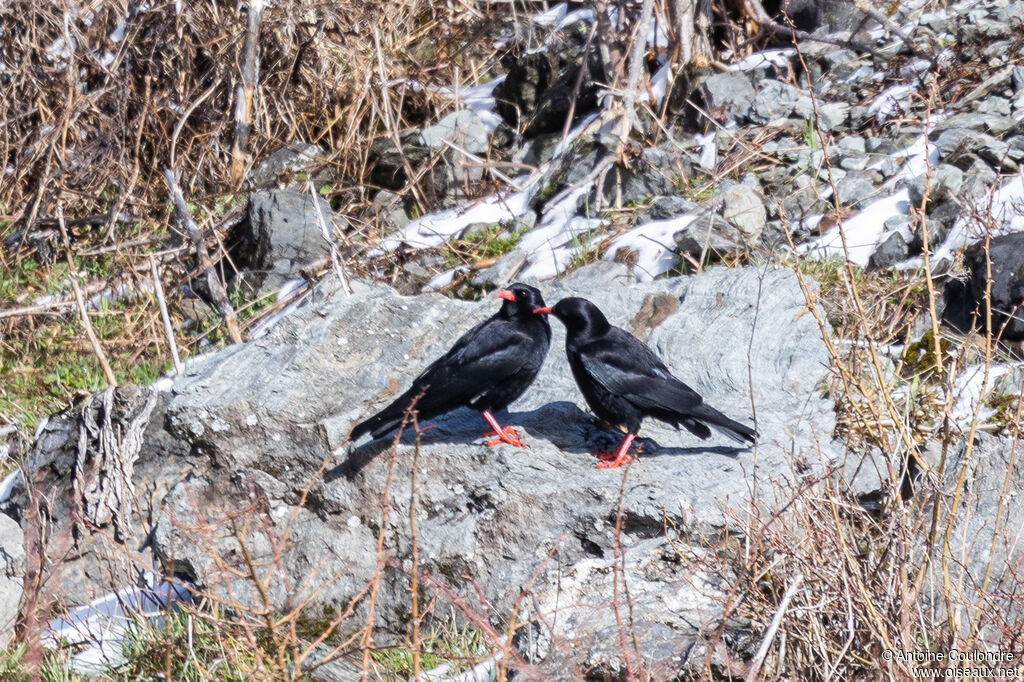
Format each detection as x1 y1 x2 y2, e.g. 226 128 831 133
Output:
350 283 551 445
540 297 755 466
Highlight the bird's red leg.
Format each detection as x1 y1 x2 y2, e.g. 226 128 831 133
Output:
480 411 528 448
594 433 637 468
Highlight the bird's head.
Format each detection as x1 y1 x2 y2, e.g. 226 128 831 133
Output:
532 297 610 338
493 283 549 318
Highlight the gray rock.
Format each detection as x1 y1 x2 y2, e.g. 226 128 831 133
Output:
959 158 998 200
977 96 1012 116
932 112 1018 137
917 433 1024 644
368 110 492 205
1013 66 1024 93
421 111 489 154
0 514 23 649
837 136 866 156
673 212 747 258
494 21 605 136
781 184 825 223
817 102 850 131
869 225 910 269
750 79 800 123
934 128 1011 170
243 190 346 293
10 265 836 677
906 164 965 208
371 189 410 231
251 142 333 189
470 248 529 288
700 72 756 124
648 195 698 220
834 170 879 207
943 232 1024 342
717 183 767 240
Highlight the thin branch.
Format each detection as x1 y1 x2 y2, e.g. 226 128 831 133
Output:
229 0 267 186
150 254 183 375
162 168 243 344
57 206 118 386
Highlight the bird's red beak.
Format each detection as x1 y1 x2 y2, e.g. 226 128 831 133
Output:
532 306 552 315
494 290 516 302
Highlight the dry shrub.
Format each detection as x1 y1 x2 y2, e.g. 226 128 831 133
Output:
0 0 488 227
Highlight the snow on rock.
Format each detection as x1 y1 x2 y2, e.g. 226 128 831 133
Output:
933 173 1024 266
377 185 535 252
728 48 795 72
518 186 607 280
803 190 912 267
950 362 1011 429
867 85 916 124
603 214 697 281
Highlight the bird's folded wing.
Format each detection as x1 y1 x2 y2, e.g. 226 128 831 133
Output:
415 320 535 396
579 342 704 413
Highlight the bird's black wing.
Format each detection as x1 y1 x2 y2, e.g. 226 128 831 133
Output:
409 315 538 404
352 315 537 441
578 328 756 444
577 328 704 414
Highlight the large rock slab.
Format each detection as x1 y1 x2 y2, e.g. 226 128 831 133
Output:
6 263 836 677
0 513 23 648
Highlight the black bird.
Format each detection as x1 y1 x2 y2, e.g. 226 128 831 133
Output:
534 297 756 467
351 283 552 448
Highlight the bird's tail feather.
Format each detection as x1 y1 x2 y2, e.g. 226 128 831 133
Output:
690 404 757 445
351 387 434 442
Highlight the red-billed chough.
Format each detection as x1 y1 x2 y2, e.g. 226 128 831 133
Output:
351 283 551 448
534 296 756 467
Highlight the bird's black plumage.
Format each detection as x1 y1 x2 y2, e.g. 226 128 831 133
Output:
350 283 551 447
538 296 755 467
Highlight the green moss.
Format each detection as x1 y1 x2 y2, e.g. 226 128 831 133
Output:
987 393 1020 426
901 328 949 376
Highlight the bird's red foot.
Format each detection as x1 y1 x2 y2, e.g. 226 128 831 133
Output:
482 426 528 448
592 433 639 468
594 451 635 468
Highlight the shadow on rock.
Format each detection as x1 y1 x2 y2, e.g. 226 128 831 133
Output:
329 401 745 481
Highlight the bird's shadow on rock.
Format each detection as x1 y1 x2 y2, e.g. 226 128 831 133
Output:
327 402 745 482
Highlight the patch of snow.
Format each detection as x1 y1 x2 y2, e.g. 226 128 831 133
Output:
933 173 1024 265
603 214 697 281
277 278 306 302
647 16 669 49
518 186 607 280
728 48 795 72
0 469 22 505
153 377 174 392
423 267 464 292
533 3 568 26
109 18 128 43
649 61 671 106
867 84 915 124
950 363 1010 429
378 184 536 252
433 76 506 131
46 573 194 676
803 189 911 266
696 131 716 171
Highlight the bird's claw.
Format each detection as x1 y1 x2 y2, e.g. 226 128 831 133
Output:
594 453 635 468
483 426 528 448
592 441 640 468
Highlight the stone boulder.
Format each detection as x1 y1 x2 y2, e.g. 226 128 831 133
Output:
367 110 492 206
240 190 346 293
0 513 23 648
942 232 1024 342
493 21 605 137
5 263 837 677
